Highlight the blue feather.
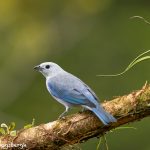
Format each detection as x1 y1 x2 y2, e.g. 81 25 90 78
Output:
92 106 117 125
46 72 116 125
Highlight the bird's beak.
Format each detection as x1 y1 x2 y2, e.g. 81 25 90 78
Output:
34 65 43 71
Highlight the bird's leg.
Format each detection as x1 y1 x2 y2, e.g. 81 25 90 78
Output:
79 107 88 113
58 106 70 119
82 107 87 112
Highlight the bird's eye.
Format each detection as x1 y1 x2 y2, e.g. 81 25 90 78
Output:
45 65 50 69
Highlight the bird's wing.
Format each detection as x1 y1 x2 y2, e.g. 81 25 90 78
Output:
80 81 99 102
47 74 98 108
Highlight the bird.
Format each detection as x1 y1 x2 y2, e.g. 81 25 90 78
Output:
34 62 116 125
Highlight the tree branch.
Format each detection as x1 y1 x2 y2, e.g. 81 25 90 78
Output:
0 84 150 150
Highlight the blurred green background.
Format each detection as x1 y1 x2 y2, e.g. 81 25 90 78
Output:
0 0 150 149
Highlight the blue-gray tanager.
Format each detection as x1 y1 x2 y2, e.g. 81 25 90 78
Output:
34 62 116 125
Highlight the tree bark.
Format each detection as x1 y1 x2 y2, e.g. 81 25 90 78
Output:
0 83 150 150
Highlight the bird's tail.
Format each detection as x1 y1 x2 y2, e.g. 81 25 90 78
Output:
92 106 116 125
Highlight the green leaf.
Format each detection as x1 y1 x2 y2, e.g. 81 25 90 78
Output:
130 16 150 25
96 138 102 150
110 126 137 133
115 126 137 130
31 118 35 126
24 124 33 129
96 136 109 150
8 122 16 131
10 130 17 136
0 128 6 135
0 122 17 136
1 123 9 134
24 118 35 129
1 123 8 128
97 49 150 77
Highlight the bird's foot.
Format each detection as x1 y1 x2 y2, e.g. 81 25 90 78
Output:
58 112 67 120
79 107 88 113
58 116 66 120
58 107 70 120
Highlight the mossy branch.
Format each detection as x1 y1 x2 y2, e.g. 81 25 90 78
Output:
0 83 150 150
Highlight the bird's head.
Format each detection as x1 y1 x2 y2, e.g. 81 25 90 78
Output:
34 62 64 78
